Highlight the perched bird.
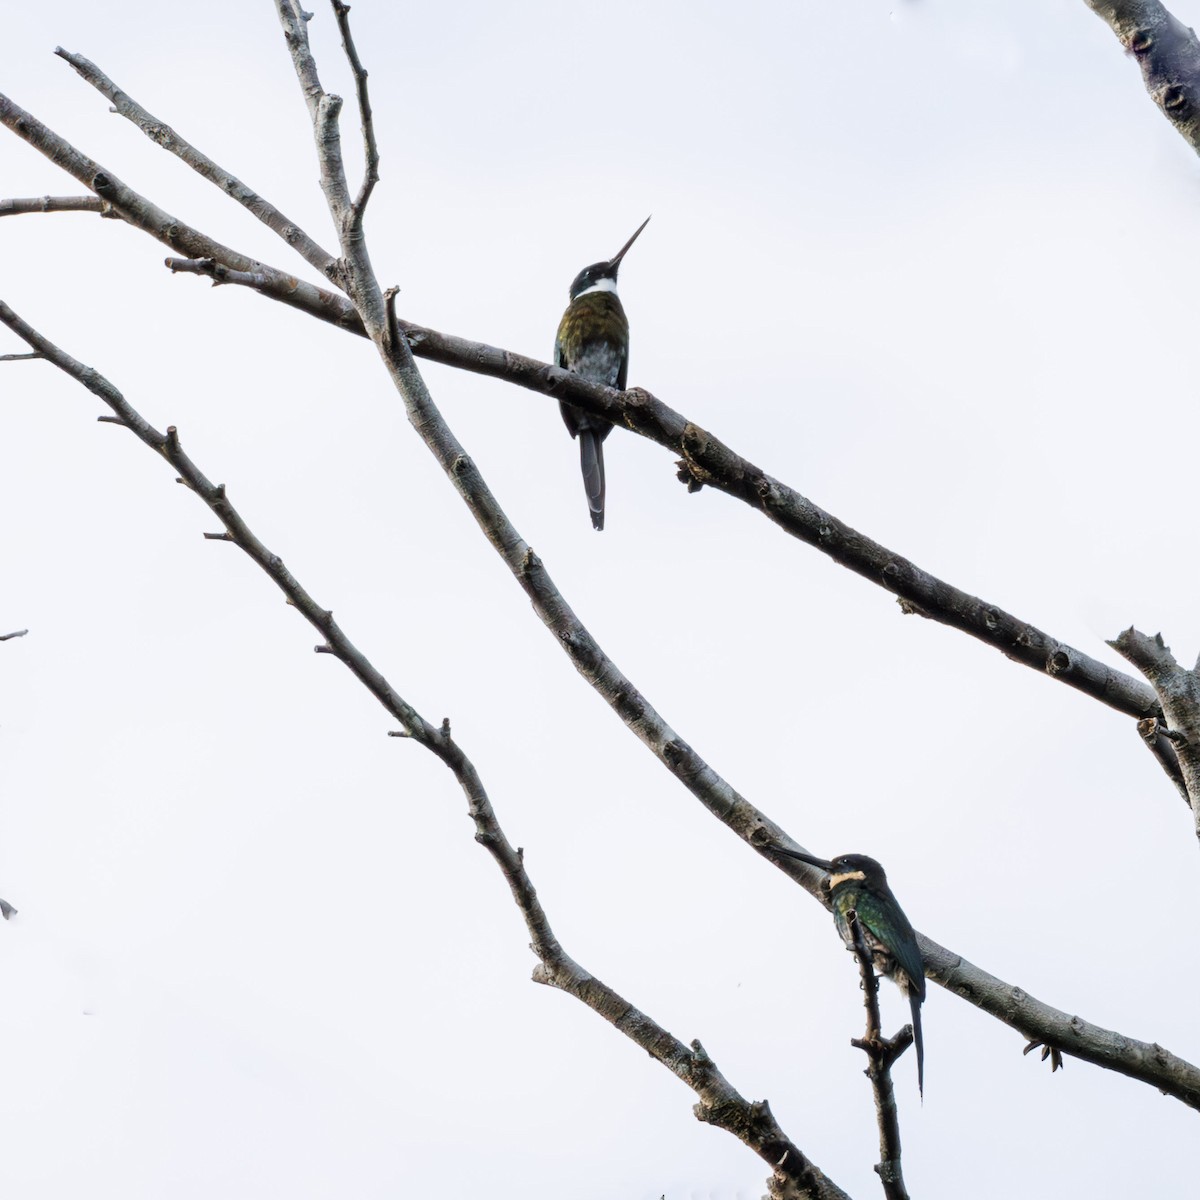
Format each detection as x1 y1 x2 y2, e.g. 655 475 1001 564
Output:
772 846 926 1096
554 216 651 530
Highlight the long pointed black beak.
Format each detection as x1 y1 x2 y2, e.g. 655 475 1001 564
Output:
768 844 833 872
607 215 651 271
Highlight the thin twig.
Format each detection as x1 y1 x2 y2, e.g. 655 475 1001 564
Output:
0 298 849 1200
0 352 42 362
330 1 380 228
846 912 910 1200
0 629 29 641
164 257 271 289
54 47 342 284
274 1 354 226
0 194 108 218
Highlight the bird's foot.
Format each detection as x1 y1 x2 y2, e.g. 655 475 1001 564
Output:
1022 1039 1065 1072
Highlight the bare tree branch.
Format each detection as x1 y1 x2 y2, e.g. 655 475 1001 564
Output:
53 47 342 284
0 91 1185 797
4 17 1197 1109
0 91 360 335
1110 627 1200 843
176 248 1189 770
275 2 354 232
1084 0 1200 155
0 194 108 218
0 352 43 362
264 0 1200 1112
330 1 380 227
0 296 851 1200
0 628 29 640
846 912 911 1200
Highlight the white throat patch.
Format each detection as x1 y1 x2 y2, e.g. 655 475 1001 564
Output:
828 869 867 888
575 277 619 298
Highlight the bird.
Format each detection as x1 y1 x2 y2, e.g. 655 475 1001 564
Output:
770 846 926 1096
554 215 651 530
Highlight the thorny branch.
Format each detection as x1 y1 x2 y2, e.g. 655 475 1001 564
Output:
847 912 911 1200
0 298 849 1200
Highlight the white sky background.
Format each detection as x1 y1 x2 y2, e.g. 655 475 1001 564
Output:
2 1 1199 1196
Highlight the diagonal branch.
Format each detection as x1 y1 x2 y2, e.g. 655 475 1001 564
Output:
0 297 851 1200
163 257 1190 786
53 47 342 284
1083 0 1200 156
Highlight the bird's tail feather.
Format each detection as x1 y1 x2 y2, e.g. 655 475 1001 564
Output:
910 991 924 1100
579 428 606 531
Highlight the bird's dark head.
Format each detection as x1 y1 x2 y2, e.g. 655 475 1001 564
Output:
824 853 888 890
567 215 651 301
769 846 888 890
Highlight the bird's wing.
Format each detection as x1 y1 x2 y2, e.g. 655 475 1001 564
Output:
856 889 926 1001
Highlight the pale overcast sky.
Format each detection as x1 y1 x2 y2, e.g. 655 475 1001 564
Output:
2 2 1199 1198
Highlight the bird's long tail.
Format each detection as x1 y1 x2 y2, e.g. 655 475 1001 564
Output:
910 991 924 1099
579 427 606 531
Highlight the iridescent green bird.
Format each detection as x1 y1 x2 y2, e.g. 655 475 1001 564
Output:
772 847 926 1096
554 216 650 530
